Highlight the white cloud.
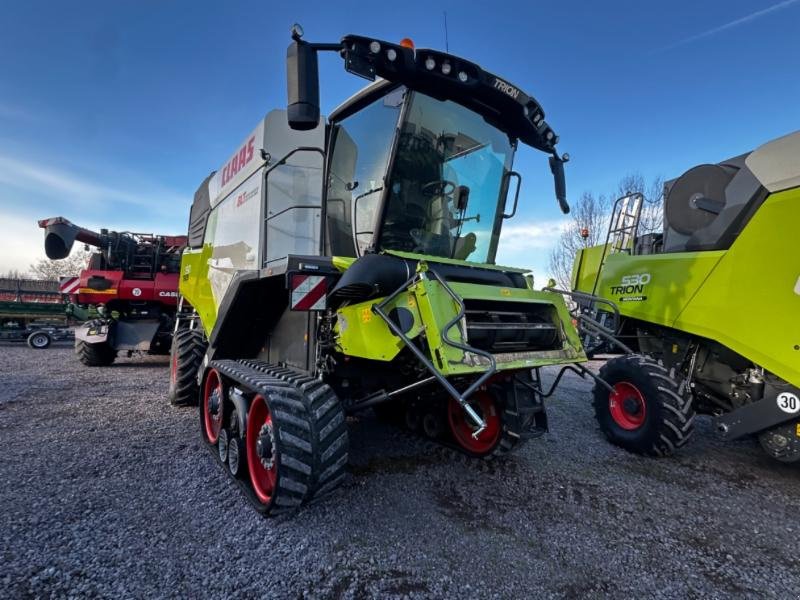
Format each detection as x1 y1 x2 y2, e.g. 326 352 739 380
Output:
0 213 49 274
0 154 187 213
495 218 569 277
663 0 800 50
499 218 570 252
0 154 189 274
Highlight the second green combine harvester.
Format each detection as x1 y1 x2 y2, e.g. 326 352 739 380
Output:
171 27 596 515
572 131 800 463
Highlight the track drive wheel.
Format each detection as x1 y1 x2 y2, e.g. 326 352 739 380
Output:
169 329 207 406
594 354 695 456
75 340 117 366
448 392 501 456
201 368 224 444
445 380 547 459
243 379 349 515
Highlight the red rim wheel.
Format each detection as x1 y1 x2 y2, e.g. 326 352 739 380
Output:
202 369 224 443
609 381 647 430
246 395 278 505
447 391 502 455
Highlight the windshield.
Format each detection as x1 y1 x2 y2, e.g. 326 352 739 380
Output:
379 92 515 263
326 88 404 257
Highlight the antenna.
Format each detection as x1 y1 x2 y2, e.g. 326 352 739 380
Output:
443 11 449 52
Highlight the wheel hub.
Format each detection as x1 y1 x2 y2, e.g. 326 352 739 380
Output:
256 423 275 469
609 382 647 431
208 388 221 420
623 397 642 416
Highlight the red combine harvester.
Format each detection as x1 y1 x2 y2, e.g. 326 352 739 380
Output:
38 217 187 365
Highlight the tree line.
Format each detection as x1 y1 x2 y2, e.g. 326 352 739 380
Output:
1 249 91 281
547 173 664 290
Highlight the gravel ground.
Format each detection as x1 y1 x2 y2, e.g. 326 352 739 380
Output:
2 343 799 599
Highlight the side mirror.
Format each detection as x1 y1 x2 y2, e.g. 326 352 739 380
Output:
549 155 570 214
286 39 320 130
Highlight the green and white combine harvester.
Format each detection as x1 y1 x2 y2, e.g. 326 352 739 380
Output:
571 131 800 463
169 26 609 515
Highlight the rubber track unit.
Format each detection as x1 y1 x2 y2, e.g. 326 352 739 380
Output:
205 359 349 516
594 354 695 457
169 329 206 407
75 339 117 367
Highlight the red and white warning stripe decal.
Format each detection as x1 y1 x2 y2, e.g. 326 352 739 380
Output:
59 276 80 294
290 275 327 311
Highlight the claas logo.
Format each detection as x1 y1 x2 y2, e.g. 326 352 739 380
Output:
222 136 256 186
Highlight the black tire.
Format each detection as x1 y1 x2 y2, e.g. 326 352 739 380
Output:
169 329 206 407
27 331 51 349
594 354 695 457
76 340 117 366
446 377 544 459
209 360 349 516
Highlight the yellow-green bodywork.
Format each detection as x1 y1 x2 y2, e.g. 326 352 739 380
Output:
179 245 217 335
180 241 586 377
572 186 800 388
336 262 585 376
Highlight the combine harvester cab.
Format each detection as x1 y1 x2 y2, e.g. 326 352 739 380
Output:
571 131 800 462
174 27 600 515
38 217 187 366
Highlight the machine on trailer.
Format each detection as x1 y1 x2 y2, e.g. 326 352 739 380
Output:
571 131 800 462
39 217 187 366
0 277 70 348
173 26 602 516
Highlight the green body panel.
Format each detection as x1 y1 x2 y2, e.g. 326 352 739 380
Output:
386 249 530 274
336 275 586 375
335 289 425 360
0 300 67 321
573 187 800 388
576 249 725 325
178 245 217 336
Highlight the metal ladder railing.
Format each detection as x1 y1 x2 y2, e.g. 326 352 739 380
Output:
607 192 643 255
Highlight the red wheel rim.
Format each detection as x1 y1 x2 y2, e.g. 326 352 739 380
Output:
202 369 224 443
246 395 278 505
447 391 502 455
609 382 647 430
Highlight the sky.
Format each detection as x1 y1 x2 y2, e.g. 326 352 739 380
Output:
1 0 798 279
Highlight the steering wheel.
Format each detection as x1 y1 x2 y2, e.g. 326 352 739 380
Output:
421 180 456 198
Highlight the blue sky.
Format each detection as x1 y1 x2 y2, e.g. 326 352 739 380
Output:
1 0 798 278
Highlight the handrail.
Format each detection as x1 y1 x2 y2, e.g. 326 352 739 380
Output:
371 266 497 437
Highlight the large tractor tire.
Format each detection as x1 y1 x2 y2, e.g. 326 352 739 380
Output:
202 360 349 516
76 340 117 366
27 331 51 349
169 329 206 407
594 354 695 456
